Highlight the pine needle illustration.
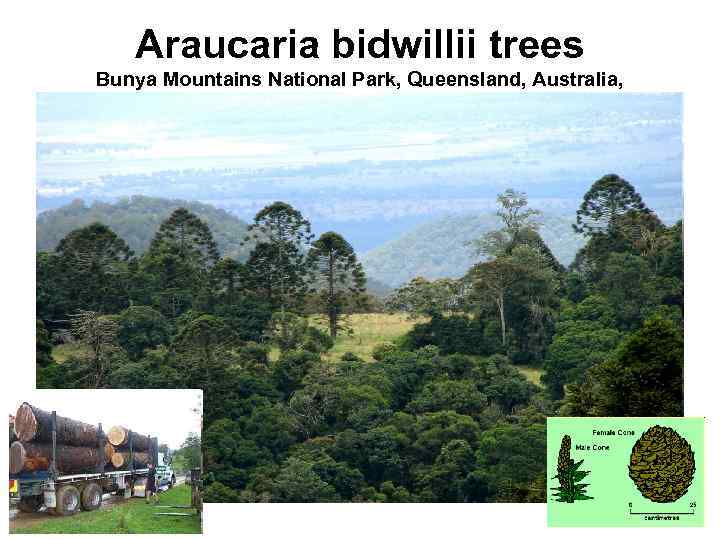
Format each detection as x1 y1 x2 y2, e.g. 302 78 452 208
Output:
551 435 593 503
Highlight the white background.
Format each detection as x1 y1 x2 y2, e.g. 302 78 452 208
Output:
1 0 718 537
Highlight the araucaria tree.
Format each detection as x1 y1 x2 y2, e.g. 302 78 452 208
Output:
70 310 121 388
307 232 366 339
54 222 133 315
244 202 313 313
138 208 220 317
573 174 649 236
148 208 220 269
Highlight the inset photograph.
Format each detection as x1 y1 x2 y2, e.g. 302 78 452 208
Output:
8 389 202 534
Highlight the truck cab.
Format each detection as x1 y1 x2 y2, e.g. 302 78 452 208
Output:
155 452 176 489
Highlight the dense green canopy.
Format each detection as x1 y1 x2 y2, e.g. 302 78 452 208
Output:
36 176 683 503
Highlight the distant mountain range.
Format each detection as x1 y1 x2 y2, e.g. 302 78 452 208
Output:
36 197 675 294
36 196 254 261
36 196 393 296
360 213 587 288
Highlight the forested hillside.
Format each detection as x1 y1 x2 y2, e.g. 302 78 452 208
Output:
362 214 586 287
36 175 683 503
37 196 392 297
36 196 254 260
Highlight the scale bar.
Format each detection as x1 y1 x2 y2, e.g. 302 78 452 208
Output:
629 511 694 515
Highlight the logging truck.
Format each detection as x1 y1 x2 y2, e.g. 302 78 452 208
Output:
10 466 154 515
9 405 161 516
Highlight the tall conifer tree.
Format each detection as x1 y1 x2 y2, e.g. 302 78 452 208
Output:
307 232 366 338
244 202 313 313
573 174 649 236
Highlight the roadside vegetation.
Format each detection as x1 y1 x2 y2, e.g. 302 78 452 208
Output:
11 485 200 534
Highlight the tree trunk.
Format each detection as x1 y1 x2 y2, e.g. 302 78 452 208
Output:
110 451 151 469
9 441 105 475
14 403 101 447
107 426 151 451
330 310 338 339
328 252 337 339
497 295 506 346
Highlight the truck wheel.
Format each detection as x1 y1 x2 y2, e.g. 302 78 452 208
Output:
17 495 43 513
81 483 103 511
54 485 81 516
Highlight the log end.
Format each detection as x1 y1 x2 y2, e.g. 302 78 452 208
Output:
104 442 116 463
13 403 38 443
111 452 125 468
107 426 127 447
9 441 26 474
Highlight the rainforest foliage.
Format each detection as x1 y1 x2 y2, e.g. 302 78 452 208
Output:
36 175 683 502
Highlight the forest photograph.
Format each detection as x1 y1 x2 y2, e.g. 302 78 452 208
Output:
35 92 683 502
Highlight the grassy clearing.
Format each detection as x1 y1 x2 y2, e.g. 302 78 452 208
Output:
11 484 201 534
517 366 544 387
51 343 90 364
269 313 424 362
272 313 545 386
315 313 424 362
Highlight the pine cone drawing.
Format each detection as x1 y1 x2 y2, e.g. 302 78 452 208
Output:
628 425 695 503
557 434 572 489
552 434 592 503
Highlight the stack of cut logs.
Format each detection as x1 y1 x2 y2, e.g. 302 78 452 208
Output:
9 403 153 475
106 425 152 469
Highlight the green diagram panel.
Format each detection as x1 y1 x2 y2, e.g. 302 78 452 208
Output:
547 417 704 527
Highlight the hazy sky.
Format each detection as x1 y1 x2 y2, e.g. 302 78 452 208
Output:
10 389 202 449
36 92 682 186
36 92 683 251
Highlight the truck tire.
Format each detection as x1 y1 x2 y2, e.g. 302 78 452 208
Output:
17 495 43 513
53 485 81 516
81 483 103 511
